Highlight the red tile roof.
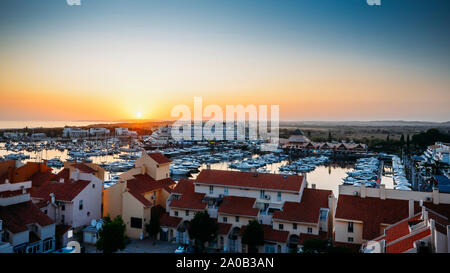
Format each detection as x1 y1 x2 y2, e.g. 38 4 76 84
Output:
261 225 289 243
386 228 431 253
218 196 259 217
169 180 206 211
53 168 70 182
273 188 332 224
298 231 328 245
148 152 172 164
195 169 304 192
381 214 422 244
128 190 153 207
125 174 175 207
240 224 289 243
55 224 72 236
0 201 54 233
71 163 96 174
30 179 91 202
159 212 182 228
217 223 232 235
31 172 55 188
172 179 194 195
335 195 421 240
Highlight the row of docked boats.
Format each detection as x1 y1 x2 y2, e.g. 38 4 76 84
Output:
392 155 411 191
342 157 380 187
278 155 329 174
229 153 288 170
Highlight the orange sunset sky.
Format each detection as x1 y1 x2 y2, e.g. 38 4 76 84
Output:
0 1 449 122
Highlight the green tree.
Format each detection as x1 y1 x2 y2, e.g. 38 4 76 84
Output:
96 216 127 253
188 211 217 253
146 207 162 245
328 131 332 142
400 134 405 146
406 134 410 148
241 220 264 253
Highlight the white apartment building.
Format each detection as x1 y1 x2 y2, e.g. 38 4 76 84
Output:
334 184 450 252
62 128 89 138
30 164 103 230
89 128 110 136
166 169 335 253
0 175 55 253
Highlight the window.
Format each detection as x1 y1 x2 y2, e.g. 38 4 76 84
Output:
43 238 53 252
130 217 143 229
174 211 178 217
319 209 328 220
260 190 265 199
153 191 156 196
348 237 354 243
279 224 283 230
235 216 240 222
61 215 65 224
87 212 90 217
224 187 229 195
61 205 65 211
79 200 83 210
185 210 189 216
293 223 297 230
44 210 47 215
277 192 281 201
92 184 95 189
223 217 228 223
348 222 354 233
209 185 214 194
307 227 312 234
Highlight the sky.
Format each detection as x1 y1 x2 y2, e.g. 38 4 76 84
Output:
0 0 449 122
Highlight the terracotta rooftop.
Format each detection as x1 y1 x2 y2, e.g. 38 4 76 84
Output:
126 174 175 207
159 212 182 228
298 231 329 245
386 228 431 253
71 163 96 174
261 224 289 243
273 188 332 224
217 222 233 235
218 196 259 217
169 180 206 211
31 179 91 202
195 169 304 192
335 195 421 241
147 152 172 164
0 201 54 233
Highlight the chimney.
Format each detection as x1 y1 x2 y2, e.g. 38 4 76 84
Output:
360 183 366 198
59 178 65 184
50 193 55 204
432 187 440 205
379 184 386 200
311 184 316 189
70 168 80 181
4 179 9 184
408 199 414 218
206 164 211 170
21 185 26 194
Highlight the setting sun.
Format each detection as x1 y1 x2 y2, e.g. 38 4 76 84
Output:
136 112 142 119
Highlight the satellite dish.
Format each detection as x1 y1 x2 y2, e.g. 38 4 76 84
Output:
91 219 97 227
96 222 102 231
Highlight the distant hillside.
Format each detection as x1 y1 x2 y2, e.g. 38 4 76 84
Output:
280 121 450 127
